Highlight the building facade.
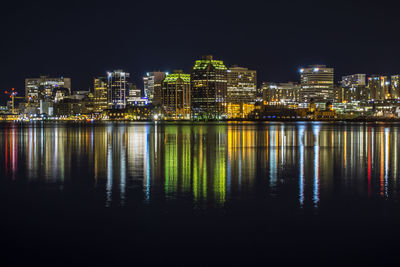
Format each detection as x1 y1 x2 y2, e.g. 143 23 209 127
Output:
93 77 108 112
368 75 388 101
25 76 71 103
339 74 367 102
191 55 228 119
143 71 167 105
127 83 147 106
299 65 334 103
227 66 257 104
107 70 129 109
161 70 191 119
262 82 300 104
391 75 400 99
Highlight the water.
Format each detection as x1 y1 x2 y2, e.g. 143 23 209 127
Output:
1 122 400 265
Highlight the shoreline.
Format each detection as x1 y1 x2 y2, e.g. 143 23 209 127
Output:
2 118 400 124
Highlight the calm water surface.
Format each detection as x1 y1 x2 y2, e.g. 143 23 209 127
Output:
1 122 400 265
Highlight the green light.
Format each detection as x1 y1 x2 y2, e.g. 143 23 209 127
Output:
193 60 228 70
163 73 191 83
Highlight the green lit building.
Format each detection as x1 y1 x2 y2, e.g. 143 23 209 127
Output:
191 55 228 119
161 70 191 120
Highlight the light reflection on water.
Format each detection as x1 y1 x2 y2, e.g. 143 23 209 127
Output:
1 122 400 209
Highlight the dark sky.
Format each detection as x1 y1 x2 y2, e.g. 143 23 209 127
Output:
1 0 399 103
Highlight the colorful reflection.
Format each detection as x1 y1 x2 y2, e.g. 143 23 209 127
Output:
0 122 400 208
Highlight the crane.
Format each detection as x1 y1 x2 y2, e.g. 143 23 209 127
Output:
4 88 24 114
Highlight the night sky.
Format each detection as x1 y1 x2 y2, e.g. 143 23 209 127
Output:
1 0 399 103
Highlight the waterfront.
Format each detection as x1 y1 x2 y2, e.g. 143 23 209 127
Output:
1 122 400 265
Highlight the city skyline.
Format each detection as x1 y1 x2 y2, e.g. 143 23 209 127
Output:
7 62 400 99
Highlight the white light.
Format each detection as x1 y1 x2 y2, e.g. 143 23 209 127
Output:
313 68 319 72
299 68 304 73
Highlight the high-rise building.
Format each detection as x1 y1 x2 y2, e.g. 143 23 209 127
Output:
262 82 300 104
339 74 367 102
391 75 400 99
93 77 108 112
161 70 191 119
107 70 129 109
25 76 71 103
227 66 257 104
143 71 167 105
191 55 228 119
299 65 334 103
368 75 388 100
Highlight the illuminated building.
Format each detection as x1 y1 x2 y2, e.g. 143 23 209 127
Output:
262 82 300 104
143 71 167 105
161 70 191 120
227 103 255 119
227 66 257 104
339 74 367 102
391 75 400 99
107 70 129 109
191 55 228 119
93 77 108 112
127 83 147 106
25 76 71 103
53 91 94 116
299 65 334 103
103 106 153 120
368 75 388 100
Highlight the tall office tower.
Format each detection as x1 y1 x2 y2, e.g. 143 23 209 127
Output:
262 82 300 104
143 71 167 105
161 70 191 119
391 75 400 99
93 77 108 112
191 55 228 119
25 76 71 103
299 65 334 103
227 66 257 104
368 75 388 100
107 70 129 109
340 74 367 102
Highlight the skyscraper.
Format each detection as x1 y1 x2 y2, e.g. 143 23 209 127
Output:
191 55 228 119
299 65 334 103
368 75 388 101
93 77 108 112
161 70 191 119
227 66 257 104
143 71 167 105
25 76 71 103
107 70 129 109
391 75 400 99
